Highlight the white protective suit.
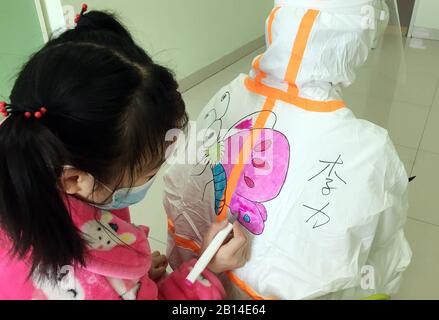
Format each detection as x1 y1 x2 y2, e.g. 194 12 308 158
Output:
163 0 412 300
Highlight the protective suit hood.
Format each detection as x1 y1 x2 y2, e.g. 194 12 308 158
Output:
251 0 389 101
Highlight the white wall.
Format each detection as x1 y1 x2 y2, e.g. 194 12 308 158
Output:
413 0 439 30
61 0 272 81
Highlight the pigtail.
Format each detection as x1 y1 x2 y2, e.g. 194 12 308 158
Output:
0 9 188 282
0 116 85 281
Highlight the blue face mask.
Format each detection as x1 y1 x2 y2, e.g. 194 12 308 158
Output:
94 177 156 211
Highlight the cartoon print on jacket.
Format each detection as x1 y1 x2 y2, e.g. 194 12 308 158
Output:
81 211 136 250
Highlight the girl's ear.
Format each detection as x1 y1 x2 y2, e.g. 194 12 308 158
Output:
60 167 95 197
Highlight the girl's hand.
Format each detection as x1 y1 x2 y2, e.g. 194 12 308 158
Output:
201 221 250 274
149 251 168 281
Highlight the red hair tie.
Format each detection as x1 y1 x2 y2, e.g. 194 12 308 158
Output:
75 3 89 24
0 101 10 117
32 107 48 119
0 101 47 119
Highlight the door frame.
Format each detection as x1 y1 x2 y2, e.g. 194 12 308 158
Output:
407 0 420 38
34 0 66 43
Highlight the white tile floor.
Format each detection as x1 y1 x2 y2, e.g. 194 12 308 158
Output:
131 34 439 299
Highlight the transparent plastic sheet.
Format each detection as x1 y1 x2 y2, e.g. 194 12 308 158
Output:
365 0 407 79
343 0 408 117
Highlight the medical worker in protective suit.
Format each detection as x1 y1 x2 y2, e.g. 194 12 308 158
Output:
163 0 412 300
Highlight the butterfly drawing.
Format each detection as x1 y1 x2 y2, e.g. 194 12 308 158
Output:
193 92 290 235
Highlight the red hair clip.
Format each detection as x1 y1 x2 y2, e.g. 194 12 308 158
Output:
75 3 89 24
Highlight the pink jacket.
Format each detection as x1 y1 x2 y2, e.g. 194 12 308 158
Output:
0 196 225 300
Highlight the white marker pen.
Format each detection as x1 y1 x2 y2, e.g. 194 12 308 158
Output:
186 212 237 285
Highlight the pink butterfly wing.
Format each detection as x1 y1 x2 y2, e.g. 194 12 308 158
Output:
222 129 290 201
221 129 290 234
228 196 266 235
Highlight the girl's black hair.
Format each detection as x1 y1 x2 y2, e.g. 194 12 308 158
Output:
0 11 187 280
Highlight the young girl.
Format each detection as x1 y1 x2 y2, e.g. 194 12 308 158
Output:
0 10 248 300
